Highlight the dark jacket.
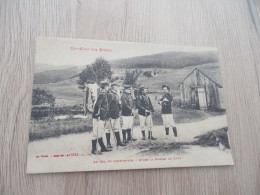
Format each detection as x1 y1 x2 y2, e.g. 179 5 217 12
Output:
108 90 121 119
92 92 110 120
158 93 173 114
121 92 134 116
136 93 154 116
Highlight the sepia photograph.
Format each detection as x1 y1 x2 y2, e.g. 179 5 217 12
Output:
27 37 233 173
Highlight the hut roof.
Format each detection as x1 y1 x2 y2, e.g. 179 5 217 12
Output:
179 68 222 88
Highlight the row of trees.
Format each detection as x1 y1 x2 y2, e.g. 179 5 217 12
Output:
77 57 141 88
77 57 170 89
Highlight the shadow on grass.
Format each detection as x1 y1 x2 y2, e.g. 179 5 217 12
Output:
127 127 230 156
131 141 188 156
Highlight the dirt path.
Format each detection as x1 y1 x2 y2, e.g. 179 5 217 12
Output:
27 114 233 173
28 114 228 156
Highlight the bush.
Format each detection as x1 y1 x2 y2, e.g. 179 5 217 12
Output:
193 127 230 148
29 117 92 141
143 71 152 78
123 70 139 86
32 88 55 106
31 105 84 119
172 99 182 107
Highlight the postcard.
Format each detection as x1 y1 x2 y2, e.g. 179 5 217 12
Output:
27 37 233 173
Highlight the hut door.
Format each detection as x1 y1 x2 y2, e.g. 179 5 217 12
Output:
190 89 196 105
198 87 207 110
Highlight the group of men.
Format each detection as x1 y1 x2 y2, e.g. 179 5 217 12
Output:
88 81 178 155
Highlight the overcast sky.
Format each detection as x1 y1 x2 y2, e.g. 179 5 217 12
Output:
35 37 217 67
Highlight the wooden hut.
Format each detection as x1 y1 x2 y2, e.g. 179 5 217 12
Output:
179 68 222 110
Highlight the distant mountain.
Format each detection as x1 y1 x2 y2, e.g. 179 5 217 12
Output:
34 63 78 73
110 51 218 69
34 63 221 106
33 66 84 84
33 51 218 84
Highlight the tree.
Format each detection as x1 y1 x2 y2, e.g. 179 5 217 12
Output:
92 57 112 83
153 68 157 76
123 70 139 87
78 65 96 86
32 88 55 106
143 71 152 78
78 57 112 88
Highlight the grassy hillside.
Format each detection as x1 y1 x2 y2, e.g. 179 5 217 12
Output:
110 51 218 69
33 51 218 85
34 63 78 73
137 62 221 95
135 62 223 112
34 62 222 107
34 77 84 106
33 66 84 84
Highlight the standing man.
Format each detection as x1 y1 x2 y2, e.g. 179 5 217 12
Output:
108 82 126 147
158 85 178 141
121 85 137 143
136 87 157 140
83 81 99 114
91 81 112 154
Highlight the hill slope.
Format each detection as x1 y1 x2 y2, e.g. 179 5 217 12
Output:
110 51 218 69
34 63 222 106
33 66 84 84
34 63 77 73
33 51 218 84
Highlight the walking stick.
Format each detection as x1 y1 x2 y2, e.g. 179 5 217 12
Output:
131 116 134 143
129 113 135 149
149 112 152 145
96 118 101 154
109 119 118 150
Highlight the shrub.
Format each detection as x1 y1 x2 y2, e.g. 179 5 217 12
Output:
29 117 92 141
143 71 152 78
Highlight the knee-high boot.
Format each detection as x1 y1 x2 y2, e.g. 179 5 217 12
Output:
141 130 146 140
106 133 112 148
148 131 157 140
122 129 128 143
91 139 97 154
98 137 112 152
115 132 126 146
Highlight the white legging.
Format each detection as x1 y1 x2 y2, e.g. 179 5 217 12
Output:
92 118 121 139
122 116 134 129
162 114 176 128
138 114 153 131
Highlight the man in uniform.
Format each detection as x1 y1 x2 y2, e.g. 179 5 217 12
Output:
158 85 178 141
107 82 126 147
121 85 137 143
91 81 112 154
136 87 157 140
83 81 99 115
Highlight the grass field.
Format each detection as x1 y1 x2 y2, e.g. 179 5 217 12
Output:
30 62 226 141
34 63 223 106
29 117 92 141
132 127 230 156
136 63 221 96
34 77 84 106
30 106 226 141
